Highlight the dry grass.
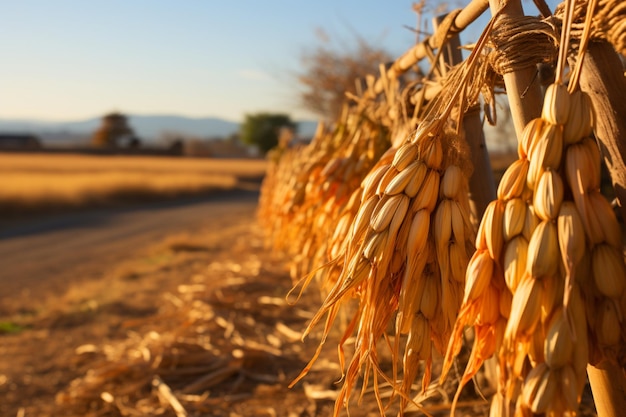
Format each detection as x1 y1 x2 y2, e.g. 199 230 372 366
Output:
0 153 267 215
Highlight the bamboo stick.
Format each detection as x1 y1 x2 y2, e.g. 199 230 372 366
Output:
579 40 626 417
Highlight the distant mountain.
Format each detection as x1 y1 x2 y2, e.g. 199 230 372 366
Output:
0 115 321 143
129 115 239 139
296 120 319 138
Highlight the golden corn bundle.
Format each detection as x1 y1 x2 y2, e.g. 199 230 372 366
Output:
442 74 626 415
258 105 392 285
286 116 475 416
258 1 626 416
258 122 330 248
438 1 626 411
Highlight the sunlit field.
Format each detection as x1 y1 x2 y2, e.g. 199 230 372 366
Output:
0 153 267 215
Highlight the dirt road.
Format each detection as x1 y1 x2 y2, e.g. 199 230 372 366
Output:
0 185 602 416
0 186 484 417
0 189 259 313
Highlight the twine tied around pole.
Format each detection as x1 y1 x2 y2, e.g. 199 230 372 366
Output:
556 0 626 56
487 15 559 75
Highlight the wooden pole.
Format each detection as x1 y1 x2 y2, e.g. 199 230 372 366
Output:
463 106 498 221
487 0 544 138
579 40 626 222
433 15 497 218
579 40 626 417
587 362 626 417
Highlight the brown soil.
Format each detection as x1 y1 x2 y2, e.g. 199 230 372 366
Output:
0 207 599 417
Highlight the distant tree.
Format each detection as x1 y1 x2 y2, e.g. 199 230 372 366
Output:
91 112 135 148
240 113 296 154
296 30 394 121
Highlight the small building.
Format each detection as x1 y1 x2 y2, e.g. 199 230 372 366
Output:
0 134 41 150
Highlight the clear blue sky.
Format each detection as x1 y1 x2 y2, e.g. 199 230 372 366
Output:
0 1 553 123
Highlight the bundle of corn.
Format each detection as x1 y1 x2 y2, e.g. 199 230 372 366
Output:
301 85 425 291
259 109 392 284
258 119 343 278
273 8 534 415
442 2 626 414
282 20 511 409
299 117 393 281
294 75 453 292
257 120 331 246
258 70 418 285
287 115 475 415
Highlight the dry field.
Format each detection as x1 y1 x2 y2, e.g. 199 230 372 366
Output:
0 153 267 215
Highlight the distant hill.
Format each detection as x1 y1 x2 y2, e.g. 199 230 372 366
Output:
296 120 319 138
0 115 321 144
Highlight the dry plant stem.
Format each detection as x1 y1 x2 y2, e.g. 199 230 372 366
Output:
434 14 464 77
369 0 490 97
488 0 544 138
579 41 626 222
152 376 188 417
433 14 497 217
